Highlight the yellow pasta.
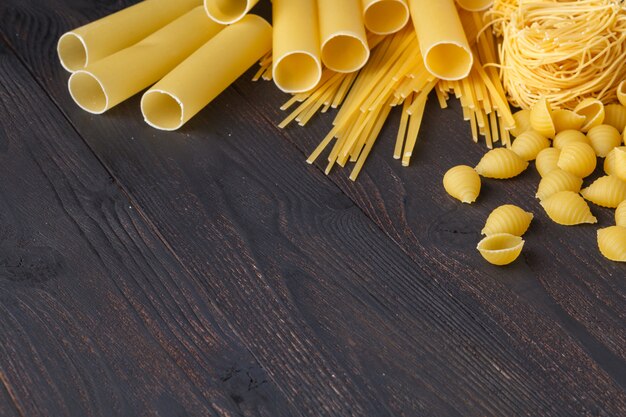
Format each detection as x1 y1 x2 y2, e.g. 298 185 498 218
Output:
552 109 586 133
557 142 597 178
57 0 202 72
481 204 533 236
408 0 473 80
597 226 626 262
552 130 590 150
529 97 555 138
510 130 549 161
586 124 622 157
475 148 528 179
477 233 524 266
541 191 597 226
318 0 369 73
574 98 605 132
362 0 410 35
535 147 561 178
581 175 626 208
272 0 321 93
443 165 481 204
68 7 223 114
618 80 626 107
616 200 626 227
604 146 626 181
536 169 583 201
203 0 259 24
509 109 532 137
141 15 271 130
602 104 626 133
455 0 494 12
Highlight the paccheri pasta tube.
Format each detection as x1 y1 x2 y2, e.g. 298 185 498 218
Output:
408 0 473 80
362 0 410 35
455 0 494 12
68 7 224 114
141 14 272 131
272 0 322 93
318 0 370 73
203 0 259 24
57 0 201 72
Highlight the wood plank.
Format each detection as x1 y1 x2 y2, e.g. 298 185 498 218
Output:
0 39 298 417
2 1 626 416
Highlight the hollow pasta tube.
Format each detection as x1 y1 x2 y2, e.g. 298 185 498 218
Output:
141 15 272 131
407 0 473 80
362 0 409 35
455 0 493 12
318 0 370 73
272 0 322 93
68 7 224 114
57 0 202 72
203 0 259 24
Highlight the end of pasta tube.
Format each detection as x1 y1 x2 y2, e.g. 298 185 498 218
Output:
321 34 370 73
423 41 473 81
363 0 410 35
454 0 494 12
141 90 184 131
68 70 108 114
273 52 322 93
204 0 259 24
58 32 88 72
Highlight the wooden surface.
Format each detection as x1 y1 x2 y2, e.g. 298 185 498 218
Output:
0 1 625 416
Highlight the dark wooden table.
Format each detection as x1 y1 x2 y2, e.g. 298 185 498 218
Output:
1 1 625 416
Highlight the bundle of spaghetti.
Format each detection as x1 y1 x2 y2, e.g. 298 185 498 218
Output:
496 0 626 109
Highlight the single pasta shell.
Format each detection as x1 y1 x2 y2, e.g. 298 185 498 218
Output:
552 130 589 150
510 130 550 161
617 80 626 107
604 146 626 179
443 165 481 204
477 233 524 266
510 109 532 137
475 148 529 179
540 191 597 225
601 104 626 133
530 97 555 138
573 98 605 132
535 169 583 201
616 200 626 227
580 175 626 208
535 147 561 177
552 109 585 133
481 204 533 236
586 124 622 157
597 226 626 262
557 142 597 178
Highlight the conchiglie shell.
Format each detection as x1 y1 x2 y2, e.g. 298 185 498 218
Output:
530 97 555 138
586 124 622 157
603 146 626 178
557 142 597 178
510 130 550 161
580 175 626 208
443 165 481 203
535 169 583 201
475 148 529 179
535 147 561 177
597 226 626 262
540 191 597 225
601 104 626 132
510 109 532 137
552 109 585 133
616 200 626 227
573 98 605 132
552 130 589 150
617 80 626 107
481 204 533 236
477 233 524 266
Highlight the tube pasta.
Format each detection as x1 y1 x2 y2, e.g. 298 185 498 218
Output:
510 130 549 161
455 0 493 12
477 233 524 266
68 7 223 114
318 0 370 73
408 0 473 80
481 204 533 236
557 142 597 178
540 191 597 226
57 0 201 72
272 0 321 93
474 148 528 179
616 200 626 227
203 0 259 24
443 165 481 203
362 0 410 35
581 176 626 208
536 169 583 201
586 124 622 157
535 147 561 177
597 226 626 262
141 15 271 131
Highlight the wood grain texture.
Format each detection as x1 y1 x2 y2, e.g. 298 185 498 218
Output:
0 1 625 416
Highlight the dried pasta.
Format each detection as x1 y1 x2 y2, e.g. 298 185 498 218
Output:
586 124 622 157
581 175 626 208
535 147 561 178
510 130 549 161
529 97 555 138
509 109 531 137
574 98 605 132
481 204 533 236
203 0 259 24
443 165 481 204
604 146 626 181
618 80 626 107
602 104 626 133
362 0 410 35
557 142 597 178
536 169 583 202
540 191 597 226
616 200 626 227
474 148 528 179
552 130 590 150
552 110 585 133
477 233 524 265
455 0 494 12
597 226 626 262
